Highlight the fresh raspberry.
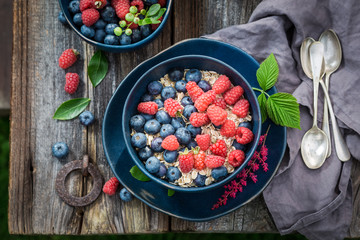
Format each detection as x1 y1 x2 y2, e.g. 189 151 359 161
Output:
64 73 80 94
161 135 179 151
194 90 216 112
178 149 194 173
102 177 119 195
205 155 225 169
232 99 250 118
80 0 92 11
130 0 144 11
228 150 245 167
223 86 244 105
206 104 227 126
220 119 236 137
151 16 162 31
58 49 79 69
92 0 107 9
235 127 254 145
209 139 227 157
186 81 204 102
193 147 206 170
195 134 211 151
113 0 130 20
158 0 166 7
164 98 183 117
213 97 227 109
137 102 158 115
82 8 100 26
212 75 231 94
189 112 210 127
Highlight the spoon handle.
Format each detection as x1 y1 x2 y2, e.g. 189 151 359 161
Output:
319 81 351 161
322 73 331 157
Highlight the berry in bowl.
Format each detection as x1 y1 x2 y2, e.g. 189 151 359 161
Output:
122 55 261 192
58 0 172 52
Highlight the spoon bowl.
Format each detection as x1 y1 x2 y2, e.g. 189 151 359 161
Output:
300 37 315 79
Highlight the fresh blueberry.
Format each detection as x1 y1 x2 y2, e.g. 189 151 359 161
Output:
198 80 212 92
183 105 197 119
194 174 206 187
163 150 178 163
180 96 194 106
232 141 247 151
73 13 83 26
119 188 133 202
151 137 163 152
94 19 107 29
167 167 181 182
141 94 154 102
144 0 158 6
140 25 151 38
140 113 154 121
104 35 118 45
154 99 164 108
105 23 118 35
145 156 161 173
131 133 147 148
155 163 167 178
187 139 198 149
131 29 142 43
175 127 191 145
52 142 69 159
239 122 252 130
130 114 146 132
79 111 95 126
120 34 131 45
101 6 117 22
138 146 153 161
186 124 201 138
211 166 228 181
156 110 171 124
161 86 176 100
147 81 163 95
58 11 68 26
81 25 95 38
185 69 202 83
175 80 187 92
144 119 161 134
171 117 185 130
168 68 184 81
68 0 80 14
94 29 106 42
160 124 175 138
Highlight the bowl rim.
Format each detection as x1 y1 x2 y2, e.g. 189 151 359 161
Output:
122 54 262 192
58 0 173 51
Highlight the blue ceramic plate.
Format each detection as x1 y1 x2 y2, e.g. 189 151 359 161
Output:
102 38 286 221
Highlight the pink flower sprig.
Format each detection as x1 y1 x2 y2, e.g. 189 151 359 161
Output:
211 126 271 210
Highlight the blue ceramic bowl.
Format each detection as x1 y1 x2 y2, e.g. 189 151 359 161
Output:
122 55 262 192
58 0 173 52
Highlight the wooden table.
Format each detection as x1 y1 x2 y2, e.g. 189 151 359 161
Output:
8 0 360 236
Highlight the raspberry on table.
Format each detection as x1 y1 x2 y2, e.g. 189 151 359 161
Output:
205 155 225 169
206 104 227 126
223 86 244 105
82 8 100 27
213 97 227 109
59 49 79 69
195 134 211 151
212 75 231 94
194 90 216 112
178 149 194 173
189 112 210 127
220 119 236 137
137 101 158 115
112 0 130 20
228 150 245 167
65 73 80 94
209 139 227 157
131 0 144 10
80 0 92 11
193 148 206 171
103 177 120 196
164 98 183 117
92 0 107 9
161 135 179 151
235 127 254 145
186 81 204 102
232 99 250 118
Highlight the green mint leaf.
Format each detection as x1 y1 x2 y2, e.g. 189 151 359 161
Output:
258 92 268 123
153 8 166 20
138 18 153 26
130 165 150 182
88 50 108 87
256 53 279 91
150 18 161 24
53 98 91 120
168 189 175 197
266 93 301 129
146 4 161 17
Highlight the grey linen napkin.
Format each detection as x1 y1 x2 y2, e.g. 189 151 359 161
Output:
204 0 360 239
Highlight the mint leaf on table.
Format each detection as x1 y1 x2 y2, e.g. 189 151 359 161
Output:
258 92 268 123
267 93 300 129
88 50 108 87
53 98 91 120
168 189 175 197
256 53 279 91
130 165 150 182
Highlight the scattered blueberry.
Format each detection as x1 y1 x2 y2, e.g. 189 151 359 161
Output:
232 141 247 151
130 114 146 132
163 150 178 163
156 110 171 124
211 166 228 181
140 113 154 121
167 167 181 182
198 80 212 92
105 23 118 35
94 19 107 29
175 80 187 92
168 68 184 81
81 25 95 38
100 6 117 22
145 156 161 173
131 29 142 43
187 139 198 149
120 34 132 45
175 127 191 145
185 69 202 83
144 119 161 134
161 86 176 100
194 174 206 187
141 94 154 102
68 0 80 14
131 133 147 148
119 188 133 202
104 34 118 45
160 124 175 138
239 122 252 130
183 105 197 119
186 124 201 138
154 99 164 108
171 117 185 130
138 146 153 161
155 163 167 178
94 29 106 43
58 11 68 25
140 25 152 38
79 111 95 126
73 13 83 26
52 142 69 159
147 81 163 95
151 137 163 152
180 96 194 106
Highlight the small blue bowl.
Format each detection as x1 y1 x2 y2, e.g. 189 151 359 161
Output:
122 55 262 192
58 0 173 52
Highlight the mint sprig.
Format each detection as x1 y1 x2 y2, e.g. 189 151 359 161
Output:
138 4 166 26
130 165 150 182
253 54 301 129
53 98 91 120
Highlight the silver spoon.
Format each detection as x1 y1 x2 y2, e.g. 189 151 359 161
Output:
301 42 329 169
300 37 315 79
319 29 342 158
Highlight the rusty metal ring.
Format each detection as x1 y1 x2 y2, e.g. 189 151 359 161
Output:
55 157 103 207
